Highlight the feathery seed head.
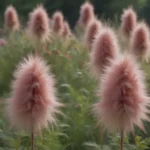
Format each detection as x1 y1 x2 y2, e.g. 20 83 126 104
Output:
8 55 61 132
78 2 95 27
4 5 20 31
27 5 50 42
93 55 150 133
121 7 137 37
84 18 101 50
90 27 119 75
130 22 150 60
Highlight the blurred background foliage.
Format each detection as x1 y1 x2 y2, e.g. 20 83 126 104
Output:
0 0 149 27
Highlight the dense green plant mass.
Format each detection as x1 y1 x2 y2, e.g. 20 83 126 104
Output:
0 28 150 150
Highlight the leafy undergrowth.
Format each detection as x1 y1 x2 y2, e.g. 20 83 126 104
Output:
0 31 150 150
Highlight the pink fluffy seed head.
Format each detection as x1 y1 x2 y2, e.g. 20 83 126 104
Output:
4 5 20 31
52 11 64 35
27 5 50 42
130 22 150 59
62 21 72 37
84 19 102 50
8 55 61 132
78 2 95 27
121 7 137 37
93 55 150 133
90 27 119 75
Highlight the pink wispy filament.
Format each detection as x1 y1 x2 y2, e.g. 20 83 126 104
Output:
8 55 61 132
4 5 20 31
130 22 150 60
93 55 150 133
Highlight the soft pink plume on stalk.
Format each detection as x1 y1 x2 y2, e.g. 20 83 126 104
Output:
90 27 119 75
78 2 95 27
27 5 50 42
130 22 150 60
4 5 20 31
121 7 137 37
52 11 64 35
62 21 72 37
93 55 150 133
84 18 101 50
8 55 61 132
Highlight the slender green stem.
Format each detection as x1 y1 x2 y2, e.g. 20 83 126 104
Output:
100 127 105 149
31 115 35 150
31 126 35 150
120 130 124 150
31 125 34 150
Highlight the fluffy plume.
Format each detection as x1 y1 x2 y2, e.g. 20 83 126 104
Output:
27 5 50 42
4 5 20 31
84 19 101 50
8 55 61 132
52 11 64 35
93 55 150 133
62 21 72 37
121 7 137 37
78 2 95 27
90 27 119 75
130 22 150 60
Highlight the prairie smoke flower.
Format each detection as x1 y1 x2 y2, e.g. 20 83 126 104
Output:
8 55 61 132
93 55 150 133
130 22 150 60
4 5 20 31
27 5 50 42
52 11 64 35
78 2 95 27
62 21 72 37
90 27 119 75
84 19 101 50
121 7 137 37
